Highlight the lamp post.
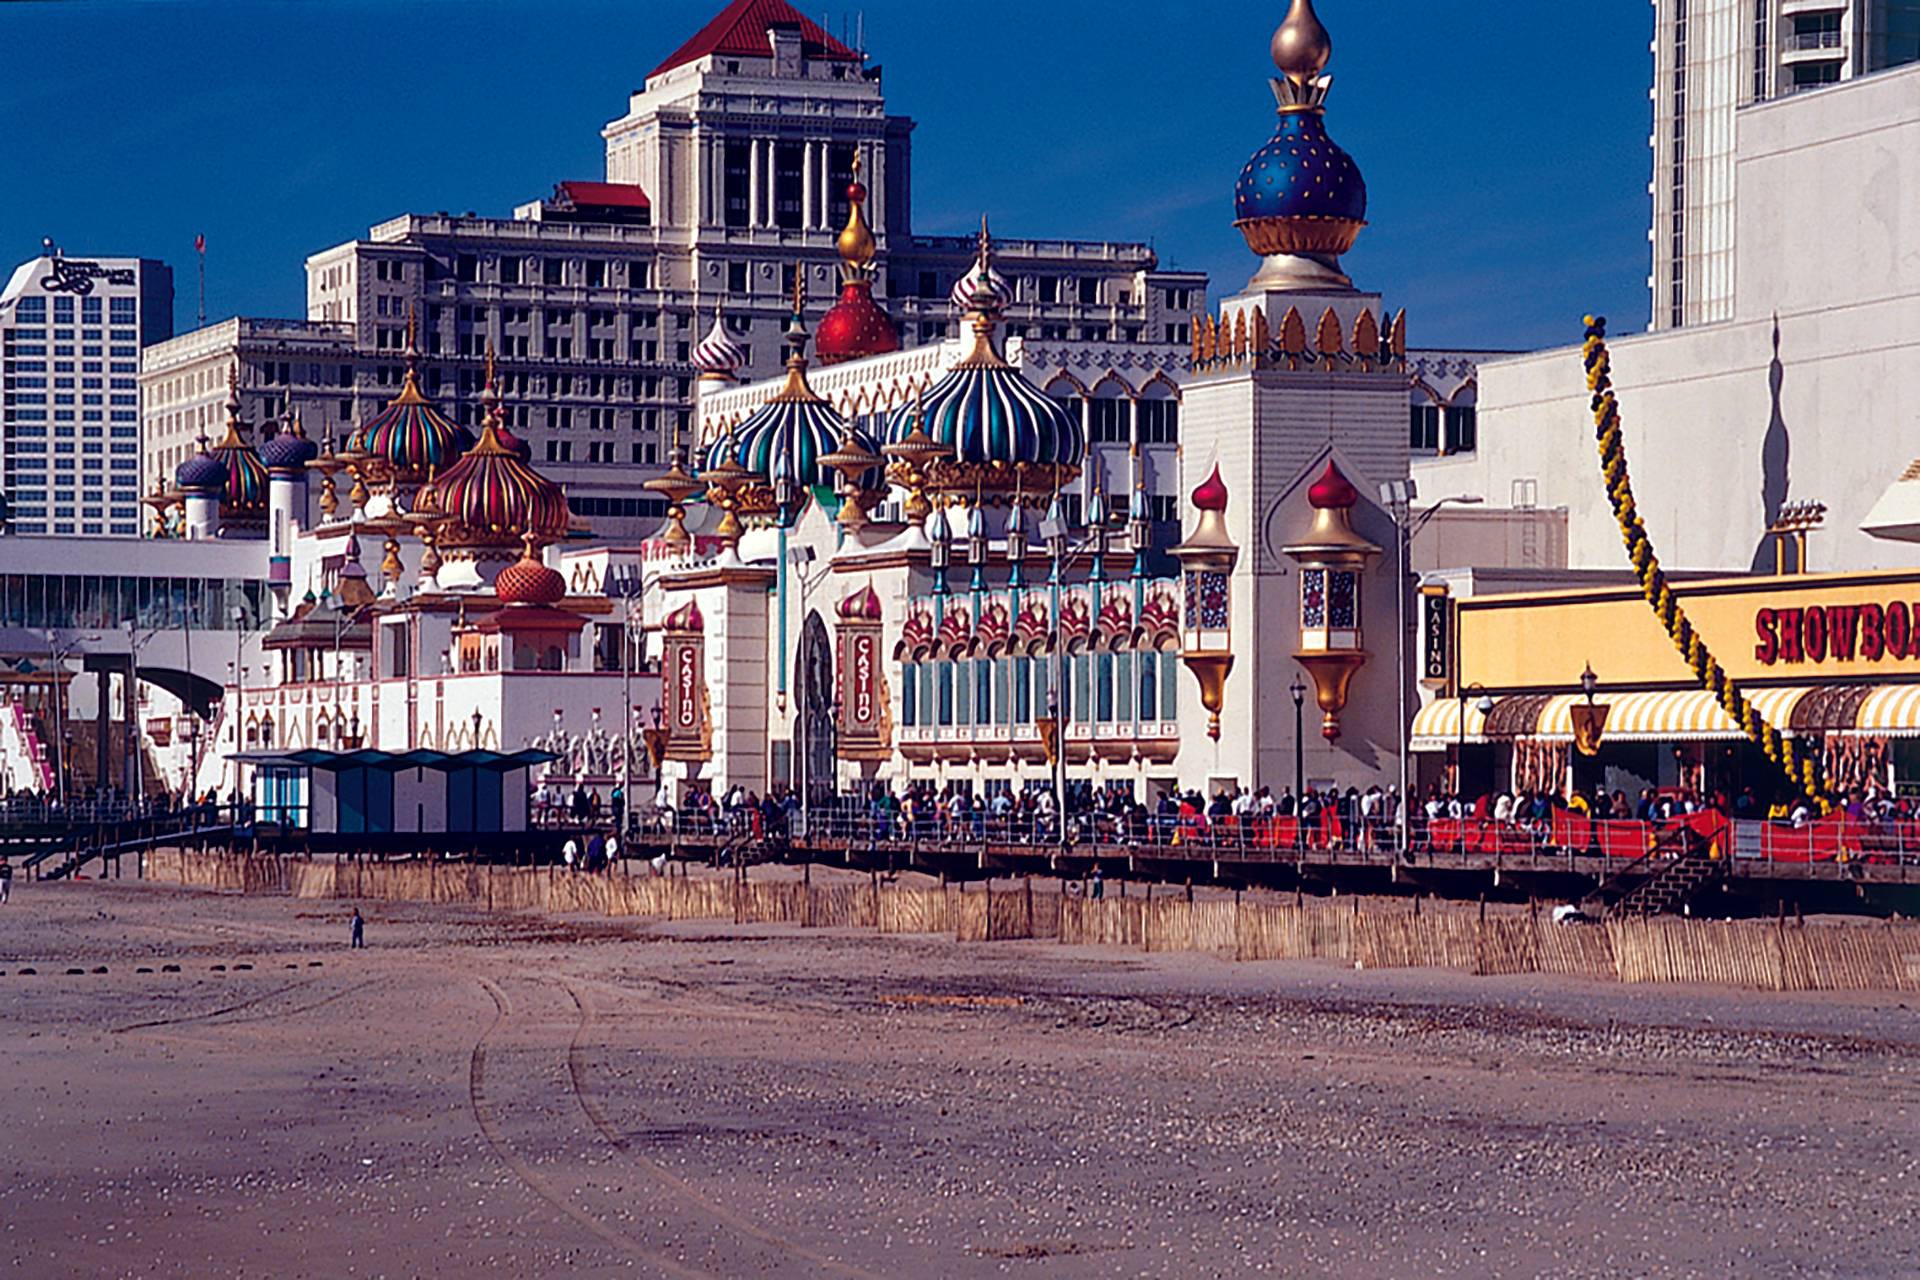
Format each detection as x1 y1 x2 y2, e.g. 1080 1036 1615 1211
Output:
1289 673 1307 807
1456 680 1492 799
121 620 154 808
1378 480 1483 851
1039 512 1077 852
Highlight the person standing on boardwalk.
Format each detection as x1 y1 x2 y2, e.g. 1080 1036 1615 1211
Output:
349 908 365 949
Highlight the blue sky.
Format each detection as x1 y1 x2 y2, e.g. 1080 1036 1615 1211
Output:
0 0 1653 351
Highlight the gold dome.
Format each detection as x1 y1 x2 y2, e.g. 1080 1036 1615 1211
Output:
1271 0 1332 86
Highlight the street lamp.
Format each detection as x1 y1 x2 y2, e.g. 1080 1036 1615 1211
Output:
43 628 68 810
1039 512 1075 851
1289 673 1307 809
1378 480 1483 851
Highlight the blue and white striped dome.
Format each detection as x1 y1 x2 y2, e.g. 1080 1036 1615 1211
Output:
705 398 884 492
884 347 1082 476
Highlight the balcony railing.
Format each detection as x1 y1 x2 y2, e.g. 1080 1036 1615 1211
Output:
1785 30 1843 51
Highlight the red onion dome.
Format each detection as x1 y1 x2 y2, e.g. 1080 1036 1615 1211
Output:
494 544 568 606
815 278 900 366
1307 458 1359 509
837 583 883 622
1191 464 1230 512
412 417 573 548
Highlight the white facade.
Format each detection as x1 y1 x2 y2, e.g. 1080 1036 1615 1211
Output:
1433 61 1920 572
0 247 172 536
1650 0 1920 330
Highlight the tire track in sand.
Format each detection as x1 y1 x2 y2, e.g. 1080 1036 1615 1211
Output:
559 979 881 1280
467 976 713 1279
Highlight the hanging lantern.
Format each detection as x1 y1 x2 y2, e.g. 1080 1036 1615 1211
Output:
1170 465 1239 741
1282 458 1381 740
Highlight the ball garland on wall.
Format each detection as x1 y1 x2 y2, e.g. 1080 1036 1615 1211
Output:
1581 315 1830 810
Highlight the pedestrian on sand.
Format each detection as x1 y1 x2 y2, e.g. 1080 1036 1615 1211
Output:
1090 865 1105 900
0 855 12 904
349 908 365 949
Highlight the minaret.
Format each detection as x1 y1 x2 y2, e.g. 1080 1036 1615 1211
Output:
1171 5 1410 794
176 436 224 541
263 411 319 609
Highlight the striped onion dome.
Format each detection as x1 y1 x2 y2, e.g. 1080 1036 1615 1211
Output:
948 217 1013 315
886 228 1080 497
692 308 748 381
701 293 884 517
347 350 472 484
207 401 269 520
412 414 572 549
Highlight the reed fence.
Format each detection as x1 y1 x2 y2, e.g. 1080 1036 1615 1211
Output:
143 856 1914 993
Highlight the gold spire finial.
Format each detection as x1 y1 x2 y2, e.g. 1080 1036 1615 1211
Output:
1272 0 1332 86
836 150 877 277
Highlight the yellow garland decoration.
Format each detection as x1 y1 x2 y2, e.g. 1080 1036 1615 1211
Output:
1581 316 1830 810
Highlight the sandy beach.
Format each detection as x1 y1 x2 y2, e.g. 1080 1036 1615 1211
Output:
1 876 1916 1278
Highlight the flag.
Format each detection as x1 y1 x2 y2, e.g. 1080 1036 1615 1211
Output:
194 234 205 254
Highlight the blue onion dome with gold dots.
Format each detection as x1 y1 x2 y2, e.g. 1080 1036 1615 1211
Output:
1234 0 1367 263
260 412 319 475
885 220 1081 501
345 320 472 486
701 278 886 521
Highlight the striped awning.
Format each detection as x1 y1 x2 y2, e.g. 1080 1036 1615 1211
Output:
1854 685 1920 735
1534 687 1813 743
1408 697 1491 750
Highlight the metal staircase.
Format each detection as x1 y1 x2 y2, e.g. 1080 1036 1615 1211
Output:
1586 825 1726 918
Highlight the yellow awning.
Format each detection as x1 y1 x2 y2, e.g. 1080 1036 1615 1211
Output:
1408 697 1490 751
1854 685 1920 735
1535 687 1811 742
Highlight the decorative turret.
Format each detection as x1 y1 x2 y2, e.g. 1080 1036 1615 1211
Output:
1282 457 1381 739
884 219 1081 502
344 310 471 495
1234 0 1368 291
692 303 748 383
702 274 886 526
264 410 318 601
1170 465 1240 740
816 152 900 366
176 435 225 541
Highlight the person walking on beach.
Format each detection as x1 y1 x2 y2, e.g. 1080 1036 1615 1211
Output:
349 908 365 949
0 855 12 904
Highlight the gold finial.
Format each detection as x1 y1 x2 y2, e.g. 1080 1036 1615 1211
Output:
790 267 806 317
836 150 877 276
1272 0 1332 86
405 303 418 355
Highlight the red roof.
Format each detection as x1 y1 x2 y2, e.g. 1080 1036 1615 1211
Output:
556 181 651 210
649 0 861 79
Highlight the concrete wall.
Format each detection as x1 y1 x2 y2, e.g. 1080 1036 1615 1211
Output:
1426 62 1920 574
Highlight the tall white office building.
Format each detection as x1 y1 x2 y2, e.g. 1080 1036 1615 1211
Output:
1650 0 1920 330
1 244 173 536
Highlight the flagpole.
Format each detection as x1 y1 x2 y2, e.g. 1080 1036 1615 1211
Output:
195 234 206 327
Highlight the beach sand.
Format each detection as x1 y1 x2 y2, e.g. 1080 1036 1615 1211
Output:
1 877 1915 1277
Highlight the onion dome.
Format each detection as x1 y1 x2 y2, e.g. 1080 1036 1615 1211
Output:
948 216 1013 314
261 413 319 475
494 540 568 607
347 321 470 486
693 304 748 382
411 389 573 549
837 583 883 622
816 153 900 366
1193 465 1230 512
1234 0 1367 265
702 276 885 523
207 377 269 521
1307 457 1359 508
885 221 1080 500
176 436 226 493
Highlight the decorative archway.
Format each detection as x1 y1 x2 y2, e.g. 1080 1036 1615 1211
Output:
796 611 836 807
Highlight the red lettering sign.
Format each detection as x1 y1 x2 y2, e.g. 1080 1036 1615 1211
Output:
1755 609 1778 665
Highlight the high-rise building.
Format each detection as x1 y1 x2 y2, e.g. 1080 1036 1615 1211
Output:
265 0 1204 536
1650 0 1920 330
0 243 172 536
